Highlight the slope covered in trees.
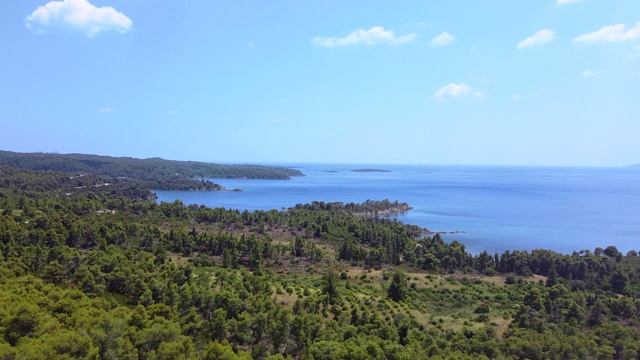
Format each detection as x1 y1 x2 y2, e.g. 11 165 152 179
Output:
1 164 639 359
0 165 221 196
0 151 304 180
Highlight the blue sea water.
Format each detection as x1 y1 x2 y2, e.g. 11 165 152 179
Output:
154 164 640 255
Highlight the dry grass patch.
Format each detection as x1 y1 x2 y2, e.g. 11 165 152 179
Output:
528 274 546 283
271 239 291 247
345 268 385 282
167 252 190 266
274 292 298 309
409 308 431 326
496 317 513 340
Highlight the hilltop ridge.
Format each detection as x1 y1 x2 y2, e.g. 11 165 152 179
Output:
0 150 304 180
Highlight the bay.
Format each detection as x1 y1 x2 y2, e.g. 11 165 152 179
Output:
154 164 640 255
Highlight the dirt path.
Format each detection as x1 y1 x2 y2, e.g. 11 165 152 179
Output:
496 318 513 340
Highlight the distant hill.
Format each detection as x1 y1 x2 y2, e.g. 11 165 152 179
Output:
0 150 304 181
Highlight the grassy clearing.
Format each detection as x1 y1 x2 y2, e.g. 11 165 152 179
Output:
180 231 526 338
496 317 513 339
274 292 299 308
336 265 523 330
167 252 191 265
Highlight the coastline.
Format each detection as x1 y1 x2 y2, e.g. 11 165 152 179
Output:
353 204 413 216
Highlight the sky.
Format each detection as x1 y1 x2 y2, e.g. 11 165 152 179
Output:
1 0 640 166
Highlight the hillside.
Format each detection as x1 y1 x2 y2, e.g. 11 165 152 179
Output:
0 150 304 180
0 165 639 359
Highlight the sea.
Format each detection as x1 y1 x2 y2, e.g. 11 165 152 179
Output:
154 164 640 255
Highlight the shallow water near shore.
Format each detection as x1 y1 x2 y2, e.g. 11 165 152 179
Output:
154 164 640 255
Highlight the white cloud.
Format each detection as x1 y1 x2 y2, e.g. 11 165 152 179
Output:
517 29 556 49
313 26 416 47
434 83 481 100
164 110 177 115
511 93 524 101
25 0 132 37
579 70 605 78
98 107 115 113
579 70 595 78
557 0 583 5
246 41 255 47
430 32 455 46
574 22 640 44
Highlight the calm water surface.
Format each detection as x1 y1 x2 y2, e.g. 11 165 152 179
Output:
155 164 640 255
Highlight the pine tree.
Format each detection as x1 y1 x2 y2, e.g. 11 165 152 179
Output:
387 270 407 302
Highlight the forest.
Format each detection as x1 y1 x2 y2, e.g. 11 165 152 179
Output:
0 151 304 187
1 164 639 359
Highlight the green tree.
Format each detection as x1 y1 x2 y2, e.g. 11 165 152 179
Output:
610 272 628 294
270 308 292 354
203 340 244 360
4 304 40 346
91 314 126 360
387 270 407 302
210 308 228 341
322 268 339 304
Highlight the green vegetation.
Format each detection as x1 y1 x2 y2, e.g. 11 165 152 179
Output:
0 150 304 194
0 165 218 199
1 164 639 359
0 150 304 190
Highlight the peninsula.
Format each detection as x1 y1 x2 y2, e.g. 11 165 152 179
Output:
0 150 304 193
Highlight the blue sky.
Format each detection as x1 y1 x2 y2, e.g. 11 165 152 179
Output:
1 0 639 166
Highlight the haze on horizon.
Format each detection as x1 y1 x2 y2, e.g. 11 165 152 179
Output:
1 0 639 167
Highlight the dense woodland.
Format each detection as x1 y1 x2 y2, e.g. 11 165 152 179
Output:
1 164 640 359
0 151 304 191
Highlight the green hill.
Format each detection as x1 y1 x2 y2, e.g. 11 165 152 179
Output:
0 150 304 180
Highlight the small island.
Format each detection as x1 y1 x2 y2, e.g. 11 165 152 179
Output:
351 168 391 173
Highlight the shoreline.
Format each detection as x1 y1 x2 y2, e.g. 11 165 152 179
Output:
354 204 413 216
